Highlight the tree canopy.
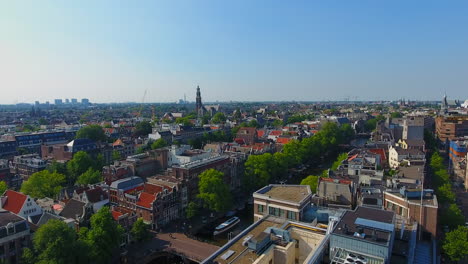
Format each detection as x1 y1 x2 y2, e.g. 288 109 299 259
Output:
197 169 232 212
175 117 193 126
22 219 88 264
21 170 66 198
244 153 279 190
134 121 152 137
211 112 227 124
0 181 7 194
112 150 121 161
186 201 199 219
151 138 167 149
47 160 67 175
300 175 320 193
443 226 468 262
67 151 101 184
131 218 151 242
81 207 124 264
440 203 465 230
76 124 106 142
77 168 102 186
331 153 348 171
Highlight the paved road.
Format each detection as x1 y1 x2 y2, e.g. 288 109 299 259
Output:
158 232 219 261
126 232 219 263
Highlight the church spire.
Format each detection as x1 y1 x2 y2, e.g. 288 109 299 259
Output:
196 85 203 117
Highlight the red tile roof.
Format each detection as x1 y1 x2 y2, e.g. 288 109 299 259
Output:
348 154 358 161
234 138 246 145
269 130 282 136
320 177 353 185
136 192 156 209
369 148 387 162
123 185 144 194
3 190 27 214
143 183 163 195
112 139 124 146
276 137 292 144
112 210 123 220
257 130 265 138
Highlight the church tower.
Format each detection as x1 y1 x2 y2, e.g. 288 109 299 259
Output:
196 85 203 117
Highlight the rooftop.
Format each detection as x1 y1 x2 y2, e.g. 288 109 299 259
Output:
332 206 395 245
207 216 327 264
254 184 311 204
0 210 25 227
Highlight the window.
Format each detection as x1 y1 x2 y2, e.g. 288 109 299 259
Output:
269 207 281 217
287 211 295 220
258 204 264 213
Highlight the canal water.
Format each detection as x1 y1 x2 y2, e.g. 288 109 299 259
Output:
194 203 254 247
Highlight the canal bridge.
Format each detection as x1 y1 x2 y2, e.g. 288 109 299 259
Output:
126 232 220 264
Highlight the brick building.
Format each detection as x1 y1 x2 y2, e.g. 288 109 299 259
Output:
436 115 468 142
383 188 438 238
236 127 258 145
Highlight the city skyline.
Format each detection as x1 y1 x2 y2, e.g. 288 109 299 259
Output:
1 1 468 104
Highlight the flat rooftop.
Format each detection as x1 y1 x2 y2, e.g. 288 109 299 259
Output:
254 185 311 204
332 206 395 245
208 216 327 264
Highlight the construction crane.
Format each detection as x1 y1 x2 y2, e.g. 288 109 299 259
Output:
137 89 147 119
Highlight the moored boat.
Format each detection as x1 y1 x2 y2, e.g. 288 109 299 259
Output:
213 216 240 236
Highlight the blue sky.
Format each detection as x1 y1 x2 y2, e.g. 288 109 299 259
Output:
1 1 467 104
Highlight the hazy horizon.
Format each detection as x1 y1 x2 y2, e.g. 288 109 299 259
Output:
1 1 468 104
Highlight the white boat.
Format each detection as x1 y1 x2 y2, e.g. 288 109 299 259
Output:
213 217 240 236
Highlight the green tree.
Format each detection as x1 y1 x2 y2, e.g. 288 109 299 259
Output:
47 160 68 175
391 112 403 118
339 123 355 141
82 207 124 264
38 118 48 125
67 151 98 184
175 117 193 126
186 201 199 219
211 112 227 124
272 119 283 128
437 183 456 204
430 152 444 171
233 108 242 121
0 181 7 194
112 150 121 161
188 137 203 149
443 226 468 262
21 170 65 198
440 203 465 230
77 168 102 186
300 175 320 193
134 121 152 137
76 124 106 142
197 169 232 212
131 218 151 242
282 139 305 166
244 153 278 190
331 153 348 171
136 146 146 154
151 138 167 149
364 115 385 132
248 119 259 128
23 219 88 264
